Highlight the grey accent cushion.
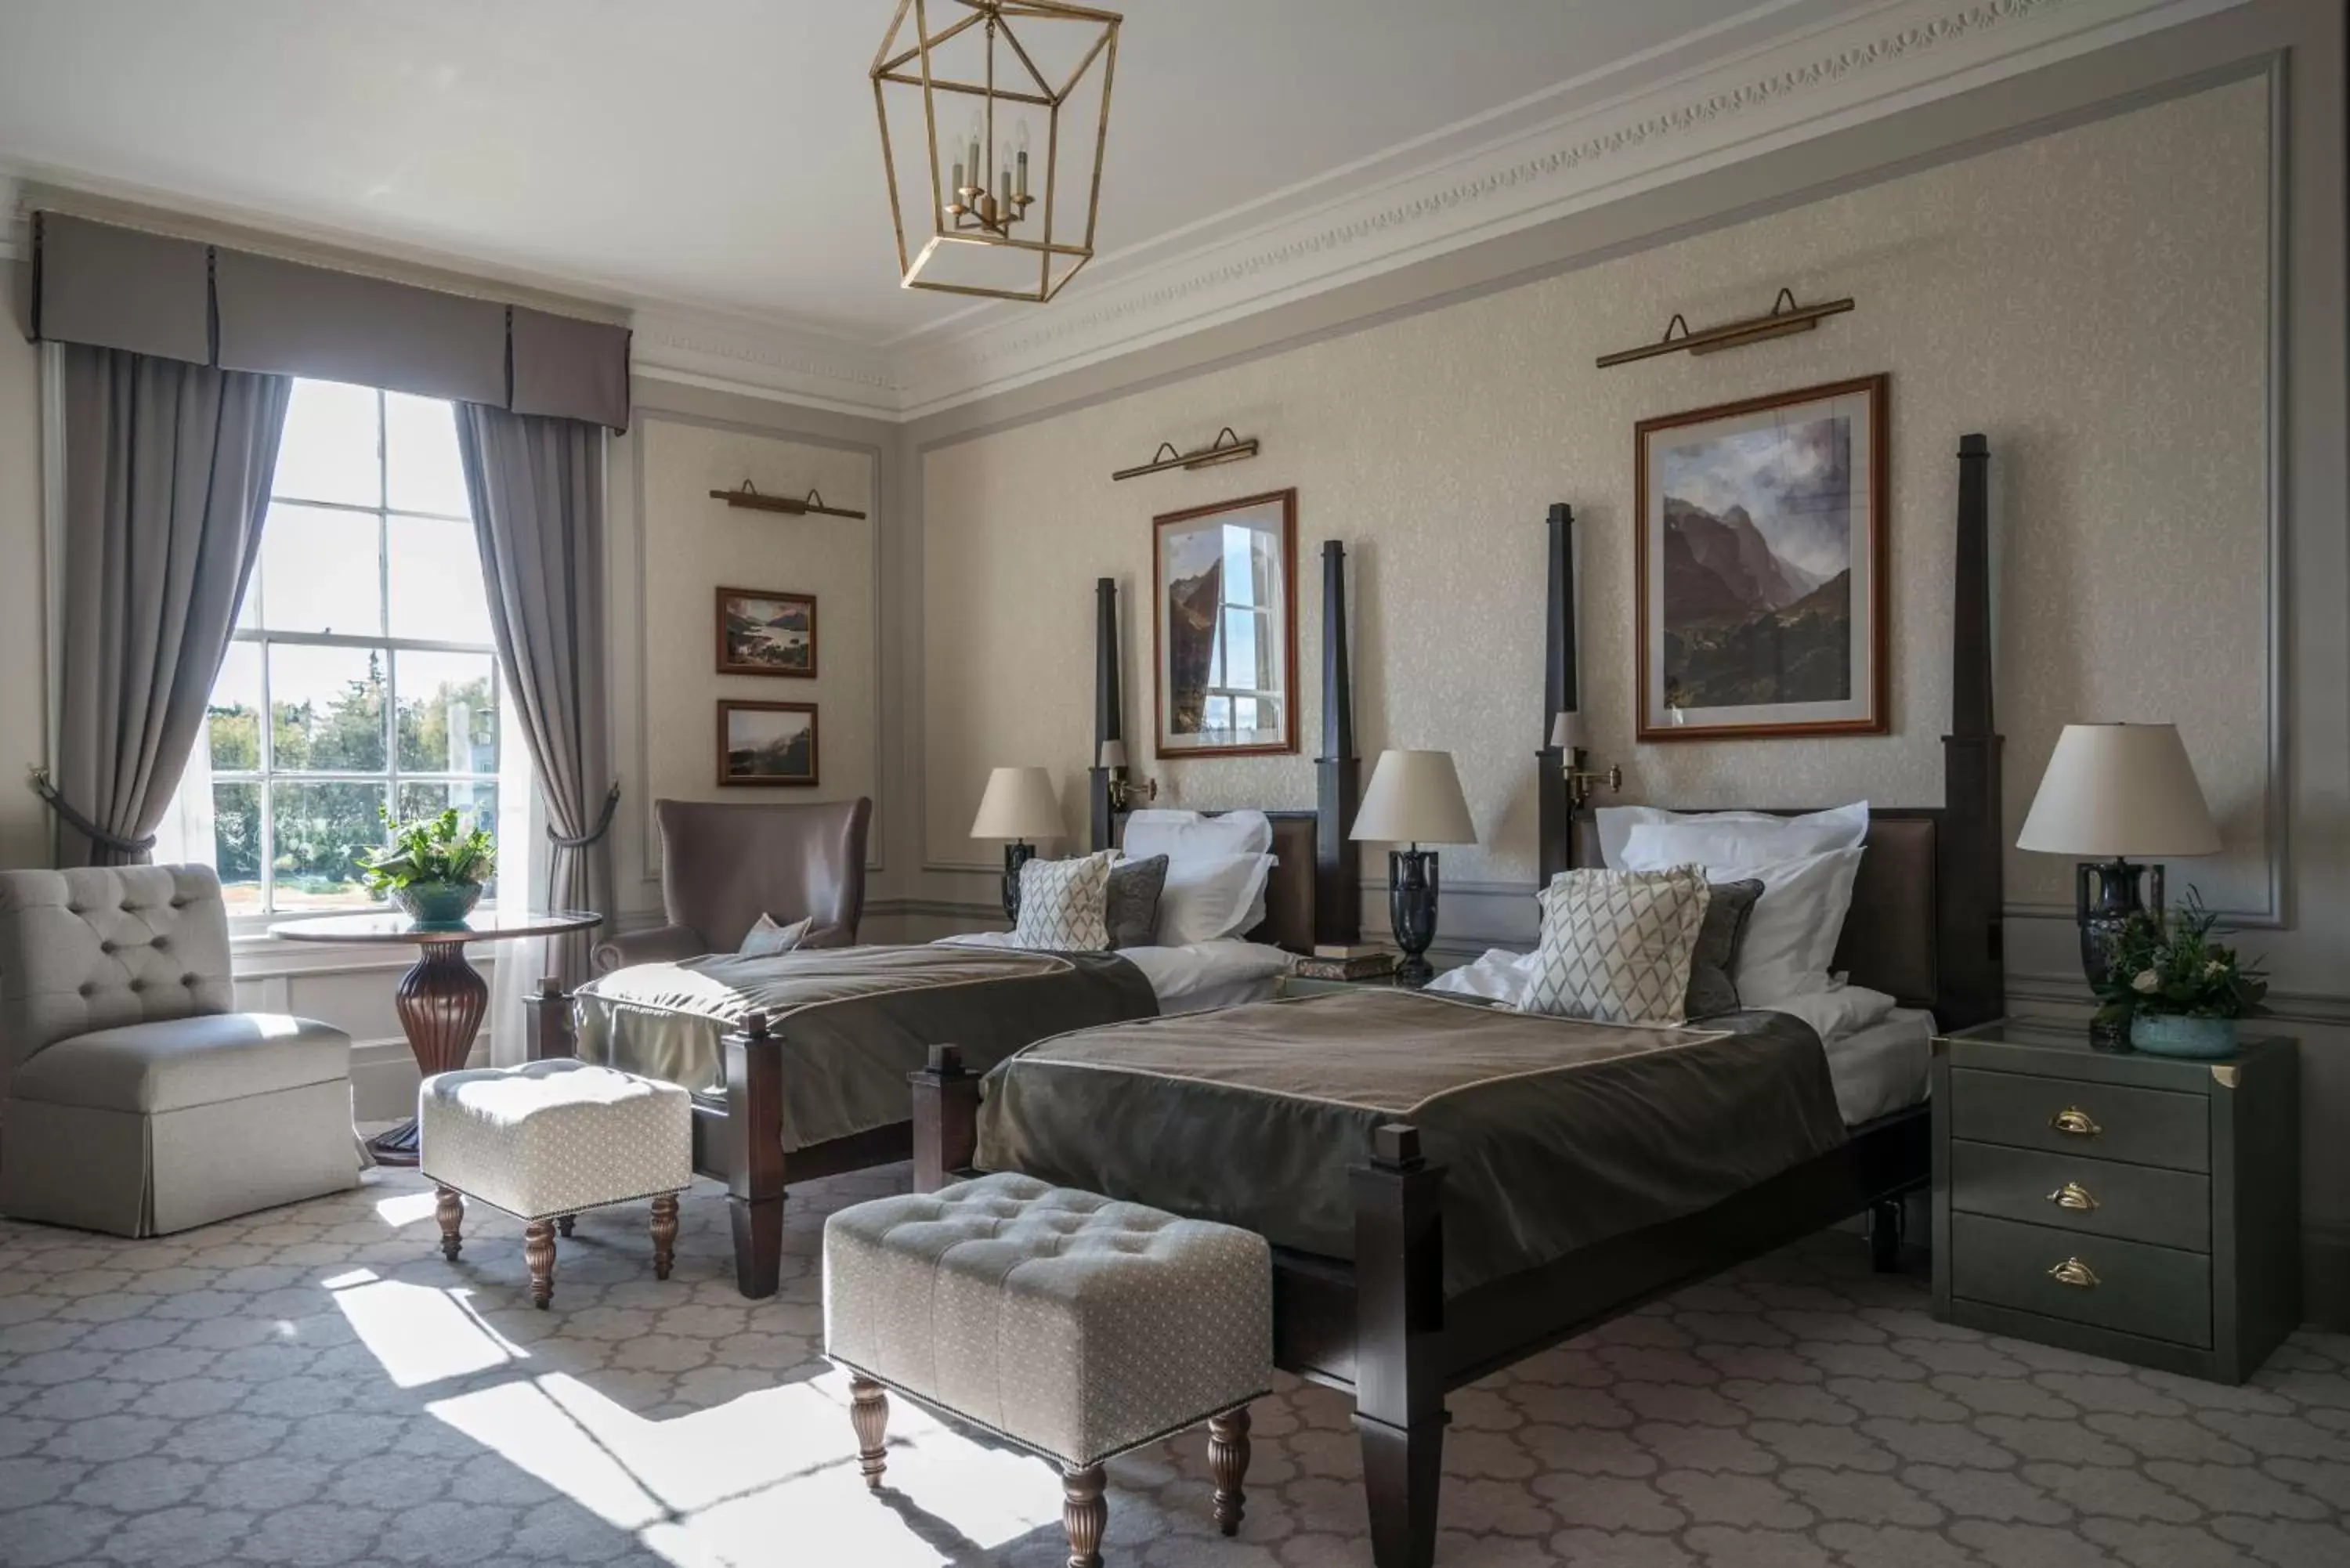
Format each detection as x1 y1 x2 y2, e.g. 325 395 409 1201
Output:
738 913 814 958
824 1172 1273 1469
1104 855 1169 950
9 1013 351 1114
0 865 236 1076
1685 879 1765 1019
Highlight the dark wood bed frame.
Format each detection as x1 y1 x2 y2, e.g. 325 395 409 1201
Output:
913 435 2005 1568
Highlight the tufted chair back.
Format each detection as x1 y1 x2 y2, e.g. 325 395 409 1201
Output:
0 865 236 1080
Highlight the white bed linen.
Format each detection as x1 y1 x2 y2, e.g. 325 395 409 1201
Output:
934 933 1293 1015
1426 948 1932 1124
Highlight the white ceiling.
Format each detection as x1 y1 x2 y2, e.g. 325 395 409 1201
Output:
0 0 1879 340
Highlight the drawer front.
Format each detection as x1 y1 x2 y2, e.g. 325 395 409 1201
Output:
1948 1068 2209 1172
1950 1213 2211 1347
1949 1140 2211 1251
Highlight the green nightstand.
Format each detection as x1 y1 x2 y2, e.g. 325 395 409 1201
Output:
1930 1020 2300 1383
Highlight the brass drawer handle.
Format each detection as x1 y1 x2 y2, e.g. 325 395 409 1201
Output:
2050 1107 2102 1136
2048 1182 2099 1212
2048 1257 2100 1289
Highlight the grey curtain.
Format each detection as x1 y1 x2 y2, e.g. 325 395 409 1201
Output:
46 347 291 867
454 405 616 987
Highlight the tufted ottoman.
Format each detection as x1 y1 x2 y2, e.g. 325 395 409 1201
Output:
824 1172 1272 1567
420 1059 692 1308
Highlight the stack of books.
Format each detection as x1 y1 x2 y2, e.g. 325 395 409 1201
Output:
1290 945 1397 982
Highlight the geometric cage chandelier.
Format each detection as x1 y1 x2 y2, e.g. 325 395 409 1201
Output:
870 0 1122 304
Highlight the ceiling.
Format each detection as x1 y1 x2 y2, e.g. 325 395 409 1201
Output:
0 0 1881 341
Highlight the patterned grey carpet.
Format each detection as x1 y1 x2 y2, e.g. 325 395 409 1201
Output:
2 1165 2346 1568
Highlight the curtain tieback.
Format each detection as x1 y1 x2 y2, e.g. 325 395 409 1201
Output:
28 768 157 856
547 782 622 850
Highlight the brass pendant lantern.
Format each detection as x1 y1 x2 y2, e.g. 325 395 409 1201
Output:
870 0 1121 304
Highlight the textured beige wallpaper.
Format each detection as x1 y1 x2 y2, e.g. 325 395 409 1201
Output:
638 418 877 872
921 78 2271 909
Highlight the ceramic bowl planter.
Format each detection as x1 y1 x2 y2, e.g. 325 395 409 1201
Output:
392 880 483 930
2128 1012 2240 1059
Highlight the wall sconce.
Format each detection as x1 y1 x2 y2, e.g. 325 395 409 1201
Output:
1550 712 1622 811
1098 740 1158 811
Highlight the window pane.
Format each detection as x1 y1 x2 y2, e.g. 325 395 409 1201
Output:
396 650 501 774
385 392 472 518
270 780 385 909
206 644 263 772
273 381 381 508
258 504 382 635
388 515 494 645
1222 607 1258 694
271 645 388 772
396 782 501 901
213 782 263 913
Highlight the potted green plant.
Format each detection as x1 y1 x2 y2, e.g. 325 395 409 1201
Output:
360 807 497 929
2092 888 2267 1058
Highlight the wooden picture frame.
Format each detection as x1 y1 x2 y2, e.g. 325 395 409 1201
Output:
1635 374 1889 741
717 700 819 787
714 587 818 678
1152 489 1300 760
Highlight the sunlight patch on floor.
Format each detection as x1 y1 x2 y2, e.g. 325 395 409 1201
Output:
330 1274 518 1387
374 1188 443 1227
428 1367 1065 1565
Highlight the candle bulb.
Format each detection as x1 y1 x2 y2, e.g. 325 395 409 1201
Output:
1015 121 1030 200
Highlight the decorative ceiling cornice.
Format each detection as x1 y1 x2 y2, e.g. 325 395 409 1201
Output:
624 0 2239 419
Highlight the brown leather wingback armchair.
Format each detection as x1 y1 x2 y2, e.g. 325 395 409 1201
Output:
592 797 873 973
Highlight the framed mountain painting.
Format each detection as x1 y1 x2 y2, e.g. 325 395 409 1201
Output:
1635 374 1889 741
1152 489 1298 759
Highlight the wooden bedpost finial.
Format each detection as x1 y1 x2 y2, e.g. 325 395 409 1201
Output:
924 1043 967 1078
1372 1122 1425 1170
743 1010 771 1039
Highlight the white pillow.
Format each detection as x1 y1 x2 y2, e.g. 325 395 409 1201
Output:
1155 851 1276 945
1010 851 1115 951
1759 983 1898 1047
1596 801 1868 871
737 913 814 957
1123 808 1274 863
1616 844 1864 1006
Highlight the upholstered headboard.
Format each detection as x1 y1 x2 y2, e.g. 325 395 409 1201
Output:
1110 809 1321 956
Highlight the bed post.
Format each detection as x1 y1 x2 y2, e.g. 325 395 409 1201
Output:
1940 435 2005 1029
1536 504 1578 887
1317 540 1362 945
1090 576 1121 854
721 1011 786 1299
1351 1123 1448 1568
909 1044 980 1194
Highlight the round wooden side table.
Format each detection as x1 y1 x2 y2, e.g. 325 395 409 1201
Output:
270 908 602 1166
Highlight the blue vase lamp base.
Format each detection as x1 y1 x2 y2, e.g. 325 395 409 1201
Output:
2128 1013 2239 1059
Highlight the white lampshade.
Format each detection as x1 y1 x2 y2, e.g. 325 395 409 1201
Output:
1549 710 1584 752
971 766 1064 841
1097 739 1128 771
2017 723 2221 858
1350 750 1476 846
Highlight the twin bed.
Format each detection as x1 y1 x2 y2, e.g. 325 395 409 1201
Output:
539 436 2005 1568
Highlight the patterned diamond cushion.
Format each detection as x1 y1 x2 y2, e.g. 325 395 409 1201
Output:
1524 866 1712 1026
1010 850 1114 952
418 1060 692 1221
823 1172 1272 1469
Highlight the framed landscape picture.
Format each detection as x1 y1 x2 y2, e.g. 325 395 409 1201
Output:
1152 489 1298 759
714 587 817 677
1636 374 1889 741
717 700 819 786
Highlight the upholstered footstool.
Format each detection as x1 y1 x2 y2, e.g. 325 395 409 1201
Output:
824 1172 1273 1567
419 1059 692 1308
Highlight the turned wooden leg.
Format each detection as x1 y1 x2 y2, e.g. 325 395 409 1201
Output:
524 1218 557 1310
650 1193 680 1281
1209 1404 1252 1537
1061 1465 1107 1568
556 1214 575 1238
848 1375 890 1490
436 1186 464 1261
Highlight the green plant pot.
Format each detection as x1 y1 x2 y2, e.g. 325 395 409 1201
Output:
2128 1012 2239 1059
392 880 483 930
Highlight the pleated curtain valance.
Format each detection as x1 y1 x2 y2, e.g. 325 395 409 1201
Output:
18 211 631 430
